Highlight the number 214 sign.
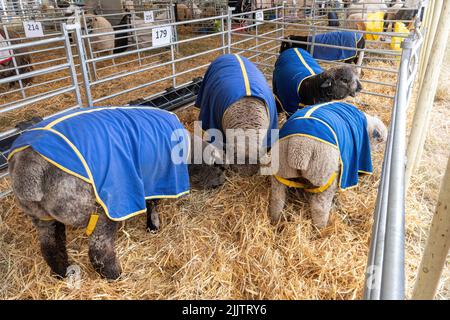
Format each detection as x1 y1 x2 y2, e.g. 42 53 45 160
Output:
23 21 44 38
152 26 172 47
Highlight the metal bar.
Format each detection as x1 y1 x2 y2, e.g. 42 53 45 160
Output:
0 63 70 85
73 23 93 106
62 23 82 108
0 86 76 114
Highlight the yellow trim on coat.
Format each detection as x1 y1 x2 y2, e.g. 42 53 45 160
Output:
7 145 30 160
44 106 175 129
278 133 338 150
234 54 251 96
293 48 316 76
293 48 318 103
274 171 337 193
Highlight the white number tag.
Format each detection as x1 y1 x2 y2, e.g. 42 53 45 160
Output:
144 11 154 23
23 21 44 38
255 11 264 24
152 26 172 47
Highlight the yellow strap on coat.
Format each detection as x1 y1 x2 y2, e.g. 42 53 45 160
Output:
85 212 99 236
274 171 337 193
40 212 99 236
234 54 251 96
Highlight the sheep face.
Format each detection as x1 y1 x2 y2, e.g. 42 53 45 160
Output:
320 65 362 100
365 114 388 147
188 133 226 189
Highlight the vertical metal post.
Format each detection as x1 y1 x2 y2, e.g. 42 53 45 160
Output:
62 23 82 107
2 25 26 99
74 23 93 106
170 4 179 52
255 9 259 62
310 0 317 57
170 25 176 88
379 38 413 301
227 7 232 54
364 37 415 300
221 7 226 55
282 1 286 40
131 9 142 66
80 8 98 81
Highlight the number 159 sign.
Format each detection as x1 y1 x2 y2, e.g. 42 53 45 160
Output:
152 26 172 47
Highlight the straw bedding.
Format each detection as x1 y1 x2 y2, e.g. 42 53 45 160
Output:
0 28 449 300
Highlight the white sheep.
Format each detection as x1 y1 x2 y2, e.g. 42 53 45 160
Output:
80 14 115 57
267 102 387 228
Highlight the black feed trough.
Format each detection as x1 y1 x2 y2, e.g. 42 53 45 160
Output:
128 77 203 111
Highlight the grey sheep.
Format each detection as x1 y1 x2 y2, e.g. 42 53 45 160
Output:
9 110 225 280
273 48 362 116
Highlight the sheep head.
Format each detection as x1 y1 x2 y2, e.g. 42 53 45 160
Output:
319 65 362 101
188 133 226 190
365 113 388 147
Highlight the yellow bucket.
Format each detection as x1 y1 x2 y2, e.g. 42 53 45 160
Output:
364 11 385 41
391 22 409 50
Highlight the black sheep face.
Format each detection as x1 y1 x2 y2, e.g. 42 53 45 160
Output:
320 66 362 100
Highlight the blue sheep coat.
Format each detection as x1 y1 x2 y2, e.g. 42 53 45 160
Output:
308 31 363 62
8 106 191 221
273 48 323 116
278 102 373 190
196 54 278 148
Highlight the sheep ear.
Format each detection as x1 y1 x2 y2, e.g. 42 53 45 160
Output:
320 78 332 88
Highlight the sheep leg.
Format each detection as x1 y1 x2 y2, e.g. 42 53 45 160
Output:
146 200 159 232
32 218 69 279
269 176 287 224
308 182 337 229
88 214 121 280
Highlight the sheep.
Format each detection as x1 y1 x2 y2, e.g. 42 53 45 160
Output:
0 29 33 88
345 0 388 15
196 54 278 176
279 31 366 65
384 0 420 32
273 48 362 116
267 101 387 228
8 106 225 280
114 14 153 54
175 3 202 21
80 14 115 57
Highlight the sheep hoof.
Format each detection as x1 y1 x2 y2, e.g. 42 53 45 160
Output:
146 211 160 232
52 269 68 280
99 265 122 280
269 213 283 225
